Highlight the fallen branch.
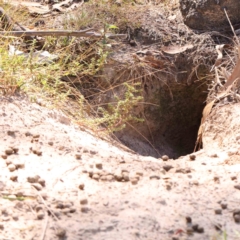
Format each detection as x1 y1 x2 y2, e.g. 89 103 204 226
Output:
0 30 127 39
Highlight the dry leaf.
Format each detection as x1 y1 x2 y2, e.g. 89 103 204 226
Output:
161 44 193 54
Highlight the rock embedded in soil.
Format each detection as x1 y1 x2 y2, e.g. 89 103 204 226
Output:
215 209 222 215
79 198 88 205
37 211 44 220
78 183 85 190
189 154 196 160
234 185 240 190
1 154 7 159
220 203 227 209
95 161 103 169
55 227 66 238
75 153 81 160
5 148 14 155
10 175 18 181
27 175 40 183
149 175 160 180
38 178 46 187
162 165 173 172
8 164 16 172
131 178 138 185
161 155 169 161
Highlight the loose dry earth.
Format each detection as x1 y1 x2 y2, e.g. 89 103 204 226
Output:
0 95 240 240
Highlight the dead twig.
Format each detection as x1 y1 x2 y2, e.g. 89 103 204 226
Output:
0 30 127 39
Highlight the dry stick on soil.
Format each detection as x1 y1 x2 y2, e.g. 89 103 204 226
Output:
40 214 49 240
0 30 127 39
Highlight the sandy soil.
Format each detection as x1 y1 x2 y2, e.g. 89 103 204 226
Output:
0 95 240 240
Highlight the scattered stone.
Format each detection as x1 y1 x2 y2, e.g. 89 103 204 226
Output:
78 183 85 190
38 178 46 187
231 176 237 181
149 175 160 180
95 161 103 169
69 208 76 213
106 175 114 181
33 134 40 139
12 214 18 221
220 203 228 210
215 209 222 215
197 227 204 233
233 214 240 223
32 183 43 191
8 164 16 172
192 180 199 186
210 153 218 158
186 216 192 224
213 176 220 183
135 171 144 177
189 154 196 160
75 153 81 160
90 150 97 155
0 223 4 230
100 176 107 181
166 184 171 190
27 175 40 183
11 146 19 154
37 211 44 220
234 185 240 190
48 141 54 146
88 170 93 178
163 165 173 172
79 198 88 205
122 172 129 182
92 174 100 181
55 202 64 209
31 146 42 156
5 159 12 166
25 131 32 137
131 178 138 185
14 161 25 169
191 224 198 232
1 154 7 159
7 130 16 136
35 205 43 212
55 227 66 238
5 148 14 155
10 175 18 182
114 172 123 182
81 207 89 213
161 155 169 161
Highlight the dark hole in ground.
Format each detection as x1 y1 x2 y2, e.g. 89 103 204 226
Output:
115 69 208 159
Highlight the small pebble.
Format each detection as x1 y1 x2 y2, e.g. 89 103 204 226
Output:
0 223 4 230
234 185 240 190
192 224 199 232
8 164 16 172
12 214 18 221
10 175 18 182
55 228 66 238
14 162 25 169
32 183 43 191
234 214 240 223
163 165 173 172
33 134 40 139
37 212 44 220
78 183 85 190
90 150 97 155
231 176 237 181
122 172 129 182
95 161 103 169
7 130 15 136
55 202 64 209
189 154 196 160
135 171 144 177
161 155 169 161
81 207 89 213
6 159 12 166
149 175 160 180
1 154 7 159
210 153 218 158
186 216 192 224
38 178 46 187
114 174 123 182
25 131 32 137
11 147 19 154
92 174 100 181
106 175 114 181
27 175 40 183
69 208 76 213
75 153 81 160
35 205 43 212
48 141 54 146
5 148 14 155
215 209 222 215
79 198 88 205
220 203 227 209
131 178 138 185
